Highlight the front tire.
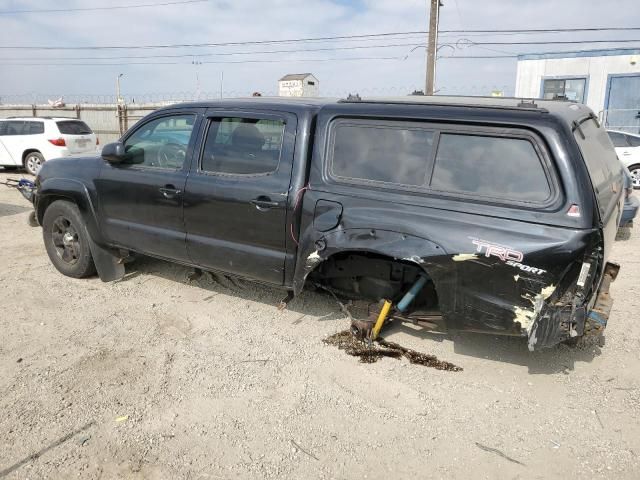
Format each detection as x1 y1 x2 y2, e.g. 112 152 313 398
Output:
24 152 45 175
42 200 96 278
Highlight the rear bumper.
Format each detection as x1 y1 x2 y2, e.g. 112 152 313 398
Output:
528 262 619 350
584 262 619 336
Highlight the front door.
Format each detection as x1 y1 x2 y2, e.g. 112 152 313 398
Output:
183 110 297 285
605 74 640 134
95 111 201 261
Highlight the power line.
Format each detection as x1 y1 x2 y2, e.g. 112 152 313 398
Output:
3 38 640 63
0 42 425 61
0 31 427 50
0 0 208 15
441 27 640 34
1 55 403 67
457 39 640 46
3 27 640 50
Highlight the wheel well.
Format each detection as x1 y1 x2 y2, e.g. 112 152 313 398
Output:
22 149 42 164
307 251 439 311
37 195 75 224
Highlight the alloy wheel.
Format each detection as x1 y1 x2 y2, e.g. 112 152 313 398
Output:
51 216 81 265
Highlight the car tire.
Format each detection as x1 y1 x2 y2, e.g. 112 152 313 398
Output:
42 200 96 278
24 152 45 176
628 163 640 190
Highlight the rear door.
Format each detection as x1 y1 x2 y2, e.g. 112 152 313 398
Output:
55 120 96 155
183 109 297 284
0 122 18 165
0 121 27 164
96 111 202 261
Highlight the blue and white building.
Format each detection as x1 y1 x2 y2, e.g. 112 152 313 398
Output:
515 48 640 133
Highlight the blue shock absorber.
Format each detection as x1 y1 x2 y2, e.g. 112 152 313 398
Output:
396 274 429 313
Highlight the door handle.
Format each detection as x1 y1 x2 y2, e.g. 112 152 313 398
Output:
250 196 280 210
159 185 182 199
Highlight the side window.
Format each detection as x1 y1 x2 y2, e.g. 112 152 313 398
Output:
25 122 45 135
608 131 629 148
123 114 195 169
0 122 7 136
200 117 284 175
330 120 435 186
4 121 25 136
430 134 551 203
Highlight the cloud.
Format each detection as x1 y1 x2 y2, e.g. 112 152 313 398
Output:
0 0 638 101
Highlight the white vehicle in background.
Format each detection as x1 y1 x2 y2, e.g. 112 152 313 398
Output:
0 117 98 175
608 130 640 189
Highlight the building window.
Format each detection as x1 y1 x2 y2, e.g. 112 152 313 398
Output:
542 78 586 103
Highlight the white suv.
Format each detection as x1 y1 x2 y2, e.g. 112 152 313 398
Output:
608 129 640 189
0 117 98 175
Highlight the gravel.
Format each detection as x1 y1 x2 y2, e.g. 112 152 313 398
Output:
1 170 639 479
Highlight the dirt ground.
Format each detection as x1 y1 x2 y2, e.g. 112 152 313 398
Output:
1 170 639 480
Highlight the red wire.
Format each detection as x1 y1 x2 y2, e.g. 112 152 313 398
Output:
290 184 309 246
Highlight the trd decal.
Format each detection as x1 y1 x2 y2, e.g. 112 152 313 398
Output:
506 260 547 276
471 238 524 262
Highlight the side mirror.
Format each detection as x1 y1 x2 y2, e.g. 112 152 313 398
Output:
101 142 127 164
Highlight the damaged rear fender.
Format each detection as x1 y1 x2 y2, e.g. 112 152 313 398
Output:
292 228 454 306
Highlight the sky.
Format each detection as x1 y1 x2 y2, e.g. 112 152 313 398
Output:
0 0 639 103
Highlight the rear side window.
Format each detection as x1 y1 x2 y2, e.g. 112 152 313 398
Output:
56 120 92 135
430 134 551 202
330 120 435 186
328 119 553 205
25 121 44 135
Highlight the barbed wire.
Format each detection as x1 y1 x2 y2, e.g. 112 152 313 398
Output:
0 85 515 105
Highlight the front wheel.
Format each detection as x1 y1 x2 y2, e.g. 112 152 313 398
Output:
24 152 45 175
628 164 640 189
42 200 96 278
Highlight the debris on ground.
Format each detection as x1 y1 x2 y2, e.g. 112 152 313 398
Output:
475 442 525 466
323 330 462 371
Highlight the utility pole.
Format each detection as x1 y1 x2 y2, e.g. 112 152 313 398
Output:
425 0 440 95
116 73 124 104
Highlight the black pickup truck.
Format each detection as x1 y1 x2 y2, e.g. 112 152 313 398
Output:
32 96 624 350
